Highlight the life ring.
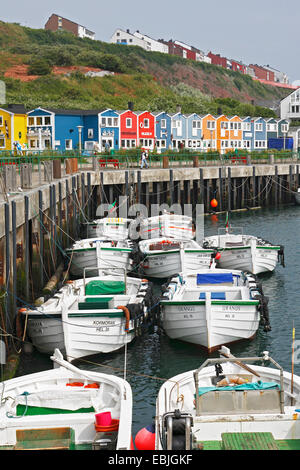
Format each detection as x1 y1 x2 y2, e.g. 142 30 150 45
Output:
140 122 144 128
117 305 130 332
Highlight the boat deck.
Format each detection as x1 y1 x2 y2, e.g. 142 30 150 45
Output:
197 432 300 450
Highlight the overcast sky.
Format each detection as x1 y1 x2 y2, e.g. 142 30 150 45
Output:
1 0 300 82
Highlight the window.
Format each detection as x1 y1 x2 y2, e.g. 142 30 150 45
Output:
131 140 136 147
255 123 263 131
161 119 166 128
243 122 251 131
281 124 288 133
65 139 72 150
113 118 118 127
44 139 51 149
29 139 37 149
161 140 166 148
207 121 215 129
36 117 43 126
44 116 51 125
144 119 149 128
0 137 5 148
107 118 112 126
193 120 201 128
88 129 94 139
101 117 106 127
0 116 3 127
121 139 125 147
221 122 228 129
126 118 132 128
28 117 34 126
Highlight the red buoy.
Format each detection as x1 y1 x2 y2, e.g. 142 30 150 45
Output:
210 198 218 208
215 252 221 260
135 423 155 450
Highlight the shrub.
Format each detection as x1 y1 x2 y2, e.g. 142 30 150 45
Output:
27 59 52 75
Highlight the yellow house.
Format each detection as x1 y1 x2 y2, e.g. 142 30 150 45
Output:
0 105 28 152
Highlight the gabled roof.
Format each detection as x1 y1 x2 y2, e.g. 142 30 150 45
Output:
0 104 28 114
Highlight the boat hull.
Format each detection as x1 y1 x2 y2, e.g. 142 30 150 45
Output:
216 246 279 274
26 316 65 355
161 300 260 351
141 250 213 279
67 247 133 277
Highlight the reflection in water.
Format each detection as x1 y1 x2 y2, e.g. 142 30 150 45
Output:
16 205 300 436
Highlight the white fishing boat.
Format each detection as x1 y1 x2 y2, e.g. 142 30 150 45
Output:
82 217 131 240
153 347 300 450
65 238 135 278
138 238 214 279
160 264 270 351
21 270 154 361
0 349 132 450
129 212 195 241
201 225 284 275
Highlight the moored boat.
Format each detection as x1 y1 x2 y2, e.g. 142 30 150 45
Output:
21 271 154 361
160 264 270 351
138 238 214 279
82 217 131 240
201 226 284 275
154 347 300 450
0 349 132 450
65 238 135 278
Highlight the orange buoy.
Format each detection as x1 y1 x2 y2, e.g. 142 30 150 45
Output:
211 214 218 223
210 198 218 208
135 423 155 450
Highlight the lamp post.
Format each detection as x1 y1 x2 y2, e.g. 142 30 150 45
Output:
77 125 83 156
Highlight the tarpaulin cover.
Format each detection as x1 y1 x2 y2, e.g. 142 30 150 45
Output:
198 381 280 396
199 292 226 300
85 280 125 295
197 273 233 285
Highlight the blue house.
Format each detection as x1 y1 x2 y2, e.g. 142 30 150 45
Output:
252 117 267 151
27 108 55 151
186 113 202 150
242 116 252 151
153 112 172 152
169 112 188 150
99 109 120 150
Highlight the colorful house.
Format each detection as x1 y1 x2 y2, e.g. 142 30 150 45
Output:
0 104 28 151
252 117 267 150
169 112 188 150
153 112 172 152
117 110 138 149
27 107 55 151
136 111 155 150
98 109 120 151
186 113 202 150
216 115 230 154
200 114 217 151
227 116 243 151
242 116 253 150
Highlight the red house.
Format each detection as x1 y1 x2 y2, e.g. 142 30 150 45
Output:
137 111 155 150
207 52 228 68
230 60 247 74
248 64 275 82
117 110 138 149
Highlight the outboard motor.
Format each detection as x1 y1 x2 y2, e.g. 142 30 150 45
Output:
162 409 193 450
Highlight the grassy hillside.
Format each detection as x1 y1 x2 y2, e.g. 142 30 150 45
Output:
0 21 292 117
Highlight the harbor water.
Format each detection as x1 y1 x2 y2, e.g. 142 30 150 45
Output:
16 205 300 439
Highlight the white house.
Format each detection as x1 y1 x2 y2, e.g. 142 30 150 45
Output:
134 31 168 53
110 28 151 50
264 65 289 84
280 88 300 120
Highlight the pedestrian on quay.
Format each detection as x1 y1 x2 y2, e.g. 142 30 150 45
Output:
140 149 149 169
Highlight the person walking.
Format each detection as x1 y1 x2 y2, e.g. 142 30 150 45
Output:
140 149 149 169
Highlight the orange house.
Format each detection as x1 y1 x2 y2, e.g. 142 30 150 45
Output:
216 115 230 154
227 115 243 151
200 114 217 151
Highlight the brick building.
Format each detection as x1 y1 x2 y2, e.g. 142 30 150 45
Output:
45 14 95 40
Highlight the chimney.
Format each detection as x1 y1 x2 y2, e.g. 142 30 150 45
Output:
126 29 130 34
128 101 134 111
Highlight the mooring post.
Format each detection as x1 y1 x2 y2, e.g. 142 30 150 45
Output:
72 176 77 240
24 195 30 301
137 170 141 204
38 190 44 289
52 184 57 269
81 172 85 219
58 182 63 247
12 200 17 324
65 179 70 244
252 166 256 207
218 167 223 212
170 169 174 206
4 203 10 335
87 172 91 221
199 168 204 207
227 167 231 212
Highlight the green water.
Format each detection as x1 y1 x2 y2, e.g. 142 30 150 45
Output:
16 205 300 439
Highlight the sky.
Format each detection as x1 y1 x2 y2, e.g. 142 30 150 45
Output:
1 0 300 83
